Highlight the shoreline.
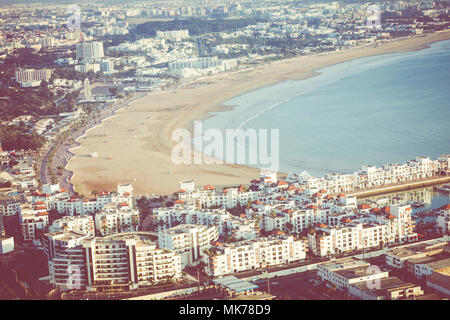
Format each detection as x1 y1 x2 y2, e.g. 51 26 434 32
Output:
66 31 450 197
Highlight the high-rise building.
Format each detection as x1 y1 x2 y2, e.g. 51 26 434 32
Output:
44 231 182 291
76 41 104 60
83 78 91 100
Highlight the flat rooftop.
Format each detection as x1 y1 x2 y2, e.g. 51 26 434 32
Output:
213 275 258 293
319 257 370 272
353 276 416 293
427 272 450 292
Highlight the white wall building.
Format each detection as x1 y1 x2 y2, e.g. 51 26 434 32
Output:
204 235 308 276
158 224 218 267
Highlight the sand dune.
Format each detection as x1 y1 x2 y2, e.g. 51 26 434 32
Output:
66 31 450 197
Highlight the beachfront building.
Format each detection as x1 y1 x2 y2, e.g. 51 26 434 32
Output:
94 202 140 236
28 183 71 210
287 155 444 193
158 224 218 267
55 183 133 216
203 235 308 277
44 231 182 291
168 57 237 77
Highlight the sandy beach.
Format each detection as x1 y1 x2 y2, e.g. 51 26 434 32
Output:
66 31 450 197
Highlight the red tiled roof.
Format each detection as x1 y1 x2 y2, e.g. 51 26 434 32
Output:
174 199 184 204
178 189 186 193
277 180 288 186
37 212 48 216
119 202 129 206
202 185 215 190
35 201 45 205
360 204 371 210
338 194 346 198
382 206 391 213
440 204 450 210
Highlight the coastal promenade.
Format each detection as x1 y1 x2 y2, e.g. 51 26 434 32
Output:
346 175 450 198
38 90 147 194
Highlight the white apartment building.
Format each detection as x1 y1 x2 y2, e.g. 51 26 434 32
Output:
44 231 182 291
56 183 133 216
94 202 140 236
154 205 259 240
308 222 388 257
15 68 52 87
204 235 308 277
178 183 260 209
44 231 90 290
0 197 21 217
49 215 95 236
158 224 218 267
21 210 49 242
290 155 443 192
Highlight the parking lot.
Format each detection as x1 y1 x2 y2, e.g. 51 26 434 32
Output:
253 270 335 300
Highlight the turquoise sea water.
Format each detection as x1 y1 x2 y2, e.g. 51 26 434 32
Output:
203 40 450 176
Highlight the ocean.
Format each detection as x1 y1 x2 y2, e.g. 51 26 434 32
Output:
202 39 450 176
